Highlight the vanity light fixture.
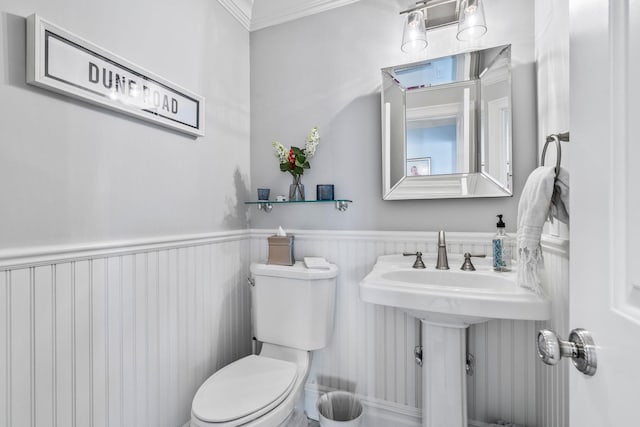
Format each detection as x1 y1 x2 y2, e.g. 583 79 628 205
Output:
400 0 487 53
456 0 487 41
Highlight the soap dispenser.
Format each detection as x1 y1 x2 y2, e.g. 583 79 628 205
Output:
493 214 513 272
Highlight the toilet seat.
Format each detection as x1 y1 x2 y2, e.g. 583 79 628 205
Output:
192 355 298 426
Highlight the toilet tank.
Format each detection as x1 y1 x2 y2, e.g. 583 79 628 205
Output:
250 262 338 351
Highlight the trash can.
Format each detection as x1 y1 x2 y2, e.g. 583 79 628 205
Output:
316 391 363 427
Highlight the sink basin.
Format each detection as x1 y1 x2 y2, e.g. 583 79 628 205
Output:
360 254 550 326
381 269 514 290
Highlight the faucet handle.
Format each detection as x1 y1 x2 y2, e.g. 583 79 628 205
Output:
403 252 422 255
403 251 426 269
460 252 486 271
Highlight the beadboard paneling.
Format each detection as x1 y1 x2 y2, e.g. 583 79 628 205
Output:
536 235 570 427
0 232 251 427
0 229 567 427
250 229 546 426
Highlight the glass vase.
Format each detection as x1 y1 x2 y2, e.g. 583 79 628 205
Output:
289 175 305 201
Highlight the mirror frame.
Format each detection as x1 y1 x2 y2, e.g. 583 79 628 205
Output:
381 45 513 200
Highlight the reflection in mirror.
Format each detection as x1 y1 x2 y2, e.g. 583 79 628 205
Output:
381 45 512 199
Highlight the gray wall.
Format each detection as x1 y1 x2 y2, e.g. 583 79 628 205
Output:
0 0 250 250
250 0 537 233
535 0 570 239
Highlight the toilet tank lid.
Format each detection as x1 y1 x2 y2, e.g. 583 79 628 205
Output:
251 261 338 280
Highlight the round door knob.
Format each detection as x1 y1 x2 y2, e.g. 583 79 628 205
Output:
537 329 564 365
537 328 597 376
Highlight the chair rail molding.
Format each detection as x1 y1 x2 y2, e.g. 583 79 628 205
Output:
0 230 251 270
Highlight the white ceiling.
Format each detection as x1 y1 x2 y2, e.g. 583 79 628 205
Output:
216 0 361 31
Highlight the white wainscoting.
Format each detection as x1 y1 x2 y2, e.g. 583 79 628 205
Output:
250 229 568 427
536 235 570 427
0 231 252 427
0 229 568 427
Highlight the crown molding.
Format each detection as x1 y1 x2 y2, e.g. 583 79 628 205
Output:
218 0 361 32
251 0 360 31
217 0 253 31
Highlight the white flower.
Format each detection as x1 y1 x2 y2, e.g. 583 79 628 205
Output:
272 141 288 162
304 127 320 159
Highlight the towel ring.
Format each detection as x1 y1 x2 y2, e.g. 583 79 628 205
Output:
541 132 570 179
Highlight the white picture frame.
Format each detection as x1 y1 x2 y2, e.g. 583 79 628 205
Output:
26 14 205 137
406 157 432 176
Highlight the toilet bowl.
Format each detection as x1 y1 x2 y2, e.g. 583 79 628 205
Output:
190 262 338 427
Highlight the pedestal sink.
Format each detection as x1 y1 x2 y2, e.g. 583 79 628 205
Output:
359 254 550 427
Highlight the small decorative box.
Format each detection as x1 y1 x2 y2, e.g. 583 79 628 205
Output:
267 235 295 266
316 184 335 201
257 188 270 200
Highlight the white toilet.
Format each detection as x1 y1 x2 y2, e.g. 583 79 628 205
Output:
190 261 338 427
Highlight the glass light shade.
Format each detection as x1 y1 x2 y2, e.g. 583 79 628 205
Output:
456 0 487 41
401 10 427 53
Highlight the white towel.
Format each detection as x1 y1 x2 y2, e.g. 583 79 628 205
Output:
516 167 555 295
550 167 570 223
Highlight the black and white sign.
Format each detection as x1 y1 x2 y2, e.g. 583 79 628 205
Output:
27 14 205 137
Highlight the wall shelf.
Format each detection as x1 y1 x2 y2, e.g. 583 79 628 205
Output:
244 199 352 213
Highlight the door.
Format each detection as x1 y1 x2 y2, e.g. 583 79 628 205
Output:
570 0 640 425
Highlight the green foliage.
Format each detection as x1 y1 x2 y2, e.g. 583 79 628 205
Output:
273 127 320 179
280 145 311 177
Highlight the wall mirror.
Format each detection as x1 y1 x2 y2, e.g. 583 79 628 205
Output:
381 44 512 199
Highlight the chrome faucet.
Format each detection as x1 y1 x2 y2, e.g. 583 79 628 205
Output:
436 230 449 270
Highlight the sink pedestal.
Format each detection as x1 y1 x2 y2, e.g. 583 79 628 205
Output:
421 321 468 427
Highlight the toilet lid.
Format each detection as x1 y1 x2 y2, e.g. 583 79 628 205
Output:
192 355 298 423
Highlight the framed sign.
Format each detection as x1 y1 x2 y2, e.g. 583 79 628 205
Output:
26 14 205 137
